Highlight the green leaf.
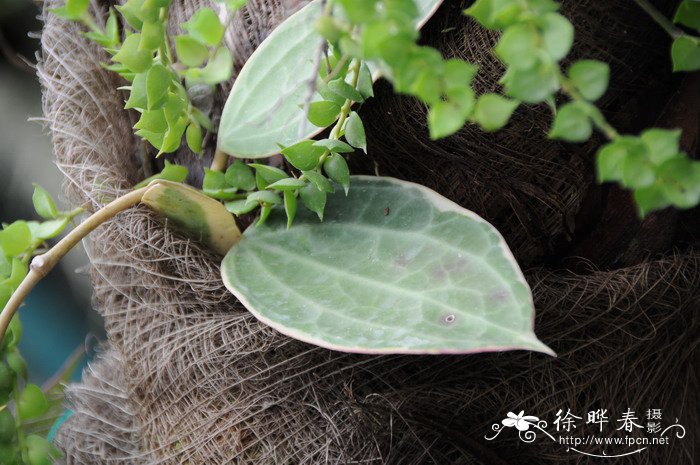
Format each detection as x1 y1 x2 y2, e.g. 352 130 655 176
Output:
113 34 153 73
307 101 341 127
674 0 700 32
0 409 16 444
357 62 375 99
1 258 27 291
323 153 350 194
657 157 700 208
344 111 367 152
634 184 671 217
338 0 377 23
464 0 524 30
6 351 27 380
0 364 14 404
50 6 82 21
327 79 364 102
246 190 282 206
539 12 573 61
298 182 327 220
501 62 560 103
146 63 171 110
134 160 189 188
225 160 257 191
410 68 442 104
139 21 164 51
0 446 19 465
27 218 70 241
640 128 681 165
495 23 539 69
124 72 148 109
0 286 11 317
66 0 90 18
0 221 31 257
104 62 134 81
159 117 188 154
26 434 52 465
283 190 297 228
249 164 288 188
266 178 307 191
105 8 119 46
32 184 58 219
671 35 700 71
225 199 258 216
203 168 227 192
0 254 10 278
257 204 273 226
200 47 233 85
83 31 112 48
217 0 443 158
621 150 656 189
303 170 334 193
473 93 519 131
223 0 247 10
313 138 354 153
175 35 209 67
443 59 478 95
428 101 466 139
221 176 553 355
315 16 342 43
281 140 325 171
596 137 646 182
115 0 145 30
317 82 347 106
139 0 166 22
549 102 592 142
2 317 22 351
186 123 203 153
183 8 225 46
162 93 186 126
191 107 215 131
449 86 476 115
17 384 48 420
568 59 609 101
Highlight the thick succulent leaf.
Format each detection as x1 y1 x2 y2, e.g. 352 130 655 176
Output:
222 176 553 355
217 0 444 158
142 180 241 255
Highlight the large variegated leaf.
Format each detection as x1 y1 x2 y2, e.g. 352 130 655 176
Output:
222 176 553 355
217 0 444 158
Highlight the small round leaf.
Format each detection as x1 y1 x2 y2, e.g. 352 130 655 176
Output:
568 60 609 101
549 102 592 142
473 93 519 131
18 384 49 420
31 185 58 219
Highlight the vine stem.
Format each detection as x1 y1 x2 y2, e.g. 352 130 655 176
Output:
317 58 362 167
560 76 620 140
0 187 149 343
210 147 229 171
633 0 683 39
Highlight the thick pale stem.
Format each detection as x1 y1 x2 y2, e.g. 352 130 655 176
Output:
0 187 148 342
210 147 229 171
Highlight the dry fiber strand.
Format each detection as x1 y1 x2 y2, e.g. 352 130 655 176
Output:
37 0 698 463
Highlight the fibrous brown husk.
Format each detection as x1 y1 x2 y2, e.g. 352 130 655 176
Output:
38 0 698 463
